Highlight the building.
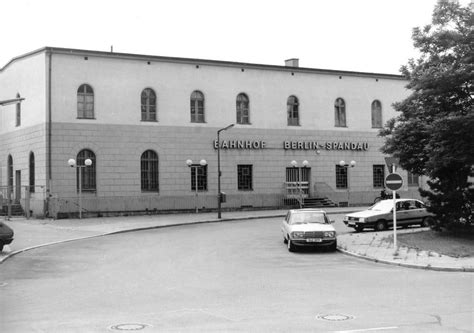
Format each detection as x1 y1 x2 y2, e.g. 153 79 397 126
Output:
0 47 424 218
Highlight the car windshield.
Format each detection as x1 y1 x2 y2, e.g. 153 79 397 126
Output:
368 200 394 211
290 212 327 224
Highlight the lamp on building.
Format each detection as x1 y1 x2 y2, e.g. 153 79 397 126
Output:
186 159 207 213
68 158 92 219
339 160 356 207
217 124 234 218
291 160 309 208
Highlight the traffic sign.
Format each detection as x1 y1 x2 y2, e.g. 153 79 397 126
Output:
385 173 403 191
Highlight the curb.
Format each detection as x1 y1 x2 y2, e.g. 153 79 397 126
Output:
337 247 474 272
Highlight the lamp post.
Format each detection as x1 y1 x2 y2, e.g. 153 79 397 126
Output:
186 159 207 213
68 158 92 219
339 160 356 207
217 124 234 218
290 160 309 208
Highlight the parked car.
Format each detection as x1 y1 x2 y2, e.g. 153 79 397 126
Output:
281 209 337 252
343 199 435 232
0 221 14 252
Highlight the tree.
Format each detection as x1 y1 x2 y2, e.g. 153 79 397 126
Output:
380 1 474 230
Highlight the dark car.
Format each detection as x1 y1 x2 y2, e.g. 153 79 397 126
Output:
0 221 14 251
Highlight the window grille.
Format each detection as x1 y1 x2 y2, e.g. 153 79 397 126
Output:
336 165 348 189
77 149 96 192
191 165 207 191
141 150 159 191
373 165 385 188
238 165 253 190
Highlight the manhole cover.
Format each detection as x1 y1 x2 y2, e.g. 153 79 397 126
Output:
108 323 151 331
316 314 355 321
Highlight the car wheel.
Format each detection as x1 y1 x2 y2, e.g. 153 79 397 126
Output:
374 220 387 231
422 216 435 228
287 238 296 252
0 244 3 252
330 241 337 252
283 236 288 244
355 226 364 232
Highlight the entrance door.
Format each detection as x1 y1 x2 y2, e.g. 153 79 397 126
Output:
285 167 311 197
15 170 21 203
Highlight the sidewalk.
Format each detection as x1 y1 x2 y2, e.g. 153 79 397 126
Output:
1 207 473 272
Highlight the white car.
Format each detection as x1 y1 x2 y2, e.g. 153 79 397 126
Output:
281 209 337 252
343 199 435 232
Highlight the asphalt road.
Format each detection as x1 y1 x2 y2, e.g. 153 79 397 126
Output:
0 216 472 332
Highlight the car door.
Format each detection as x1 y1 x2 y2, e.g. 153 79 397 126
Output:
281 212 291 239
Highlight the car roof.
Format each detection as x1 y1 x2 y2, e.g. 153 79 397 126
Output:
289 209 327 213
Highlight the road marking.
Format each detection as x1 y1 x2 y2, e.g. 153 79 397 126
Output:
334 327 398 333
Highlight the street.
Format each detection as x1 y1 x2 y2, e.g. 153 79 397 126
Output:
0 216 472 332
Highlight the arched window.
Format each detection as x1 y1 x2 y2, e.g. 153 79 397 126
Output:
287 95 299 126
371 100 382 128
77 84 94 119
77 149 96 192
141 150 159 192
29 152 35 193
335 98 346 127
141 88 157 121
236 93 250 124
190 90 205 123
16 93 21 127
7 155 13 191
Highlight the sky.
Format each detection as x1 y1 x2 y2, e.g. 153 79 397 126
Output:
0 0 468 75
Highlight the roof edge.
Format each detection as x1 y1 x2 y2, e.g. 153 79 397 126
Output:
1 46 405 80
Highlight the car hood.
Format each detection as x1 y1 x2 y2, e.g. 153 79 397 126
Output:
0 222 14 239
288 223 335 232
347 210 388 218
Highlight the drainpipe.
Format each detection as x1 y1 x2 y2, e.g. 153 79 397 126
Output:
46 49 52 217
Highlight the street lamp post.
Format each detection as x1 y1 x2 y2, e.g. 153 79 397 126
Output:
68 158 92 219
339 160 356 207
290 160 309 208
186 159 207 213
217 124 234 219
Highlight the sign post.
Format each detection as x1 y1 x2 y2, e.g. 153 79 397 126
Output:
385 172 403 252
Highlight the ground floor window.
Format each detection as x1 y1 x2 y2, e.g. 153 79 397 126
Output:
407 172 419 187
335 165 347 189
237 165 253 190
373 165 385 188
191 165 207 191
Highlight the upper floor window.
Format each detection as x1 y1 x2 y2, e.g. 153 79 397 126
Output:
29 152 35 193
236 93 250 124
335 98 346 127
77 84 94 119
141 150 159 192
190 90 205 123
287 95 299 126
141 88 157 121
371 100 382 128
16 93 21 127
77 149 96 192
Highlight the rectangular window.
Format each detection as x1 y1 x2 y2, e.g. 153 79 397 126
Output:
238 165 253 190
335 165 347 189
191 165 207 191
407 172 419 187
373 165 385 188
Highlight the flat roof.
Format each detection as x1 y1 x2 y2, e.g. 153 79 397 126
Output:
1 46 406 80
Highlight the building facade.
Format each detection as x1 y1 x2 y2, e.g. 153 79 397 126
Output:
0 47 424 218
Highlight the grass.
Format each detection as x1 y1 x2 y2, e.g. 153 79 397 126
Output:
393 229 474 258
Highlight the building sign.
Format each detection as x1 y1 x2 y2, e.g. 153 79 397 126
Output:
213 140 266 149
213 139 369 151
283 141 369 151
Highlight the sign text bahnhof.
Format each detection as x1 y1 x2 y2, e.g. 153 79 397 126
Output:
214 140 369 151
